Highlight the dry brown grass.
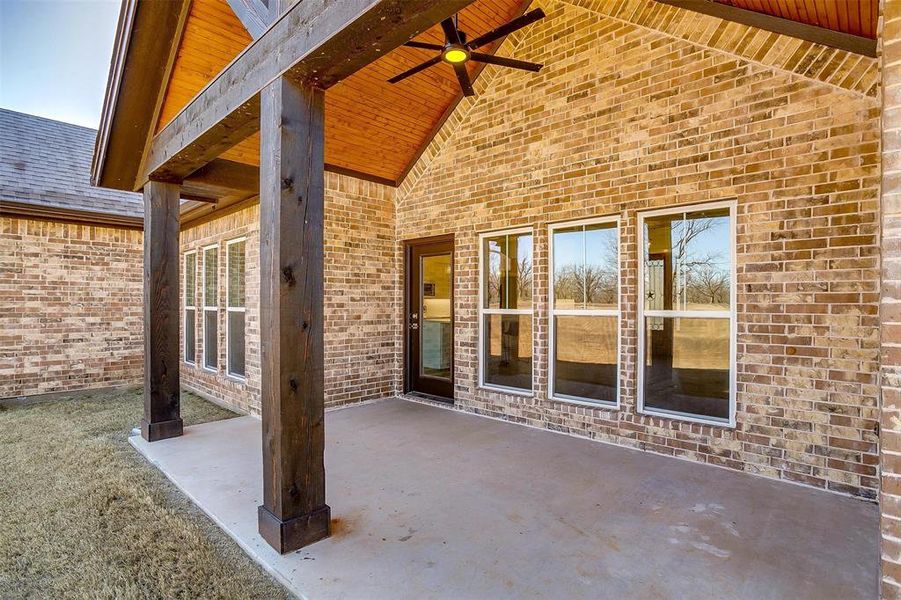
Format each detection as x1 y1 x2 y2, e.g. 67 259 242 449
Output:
0 386 291 600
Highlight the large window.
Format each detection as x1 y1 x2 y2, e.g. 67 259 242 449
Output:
479 228 533 393
638 202 735 425
202 244 219 371
184 251 197 365
549 217 619 405
226 238 246 379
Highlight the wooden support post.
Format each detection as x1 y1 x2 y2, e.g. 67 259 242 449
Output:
141 180 183 442
257 75 330 553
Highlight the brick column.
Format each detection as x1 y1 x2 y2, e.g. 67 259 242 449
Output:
883 1 901 595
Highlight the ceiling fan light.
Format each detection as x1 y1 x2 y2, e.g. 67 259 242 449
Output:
443 46 469 64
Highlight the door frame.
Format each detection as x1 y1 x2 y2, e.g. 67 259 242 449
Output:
403 234 455 402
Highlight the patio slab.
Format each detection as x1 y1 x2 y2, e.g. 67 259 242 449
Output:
130 398 878 599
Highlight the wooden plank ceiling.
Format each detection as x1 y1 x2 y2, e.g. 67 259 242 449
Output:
157 0 530 185
714 0 878 39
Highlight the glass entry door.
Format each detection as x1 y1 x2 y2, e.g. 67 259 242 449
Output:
407 237 454 400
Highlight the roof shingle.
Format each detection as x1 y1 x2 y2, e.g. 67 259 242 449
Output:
0 109 142 219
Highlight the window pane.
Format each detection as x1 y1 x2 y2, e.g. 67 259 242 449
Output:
484 314 532 391
511 232 532 310
185 308 195 363
483 232 533 310
554 316 617 403
228 241 246 308
185 254 196 306
585 223 618 310
421 253 452 380
644 208 730 312
553 223 617 311
552 226 582 308
204 311 218 369
643 317 730 420
484 235 503 309
228 311 245 377
204 247 218 308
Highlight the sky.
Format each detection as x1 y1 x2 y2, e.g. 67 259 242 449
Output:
0 0 120 129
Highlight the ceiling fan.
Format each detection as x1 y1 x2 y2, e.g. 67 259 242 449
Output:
388 8 546 97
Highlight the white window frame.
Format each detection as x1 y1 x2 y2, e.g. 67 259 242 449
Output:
183 250 197 366
477 226 535 396
548 215 621 408
636 200 737 427
225 237 247 381
202 243 219 373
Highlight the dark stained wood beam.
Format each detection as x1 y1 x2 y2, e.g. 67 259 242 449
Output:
185 159 261 193
187 158 397 192
92 0 191 190
257 76 330 553
143 0 474 186
655 0 877 57
141 180 183 442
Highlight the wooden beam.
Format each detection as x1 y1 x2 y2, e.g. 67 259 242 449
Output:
185 159 260 192
141 180 183 442
134 0 193 192
257 76 330 553
654 0 877 57
144 0 474 185
226 0 271 38
187 158 398 192
92 0 191 190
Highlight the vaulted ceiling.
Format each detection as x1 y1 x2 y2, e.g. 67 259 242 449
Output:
157 0 532 186
715 0 878 39
95 0 881 214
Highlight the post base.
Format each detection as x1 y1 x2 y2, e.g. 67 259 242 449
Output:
140 418 183 442
258 504 331 553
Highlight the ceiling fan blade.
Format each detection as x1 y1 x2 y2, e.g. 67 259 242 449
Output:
453 63 475 97
404 40 444 51
440 17 462 45
469 52 542 72
388 56 442 83
468 8 546 49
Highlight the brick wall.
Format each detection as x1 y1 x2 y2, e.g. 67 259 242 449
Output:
396 0 881 499
178 173 396 415
882 0 901 594
0 217 143 397
179 206 260 413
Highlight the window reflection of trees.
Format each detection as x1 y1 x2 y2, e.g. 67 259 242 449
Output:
641 207 732 422
646 214 730 311
674 217 729 309
486 241 532 308
553 225 618 308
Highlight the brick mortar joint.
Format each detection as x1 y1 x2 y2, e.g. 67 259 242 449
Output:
562 0 878 101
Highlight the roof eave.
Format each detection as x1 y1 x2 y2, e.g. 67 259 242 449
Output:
92 0 136 190
91 0 189 192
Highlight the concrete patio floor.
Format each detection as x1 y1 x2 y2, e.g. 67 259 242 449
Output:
131 397 878 599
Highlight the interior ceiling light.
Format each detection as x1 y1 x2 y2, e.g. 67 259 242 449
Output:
389 9 546 97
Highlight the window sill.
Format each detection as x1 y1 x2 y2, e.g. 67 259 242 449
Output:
638 406 735 429
478 384 534 398
549 395 619 410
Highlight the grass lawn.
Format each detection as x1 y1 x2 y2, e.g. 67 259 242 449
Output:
0 386 291 599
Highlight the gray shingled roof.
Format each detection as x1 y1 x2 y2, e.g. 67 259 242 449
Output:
0 109 142 218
